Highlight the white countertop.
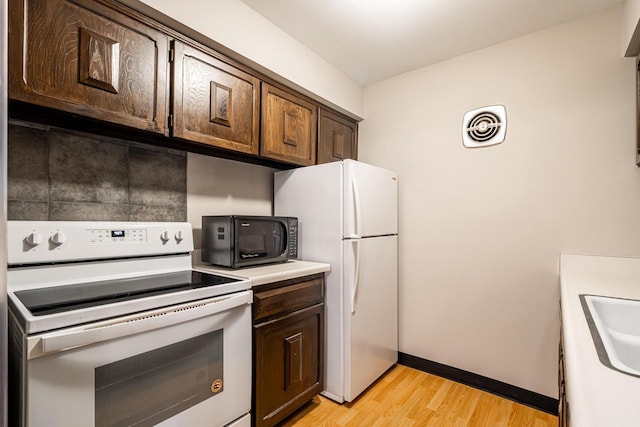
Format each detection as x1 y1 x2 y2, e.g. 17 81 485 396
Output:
193 259 331 287
560 254 640 427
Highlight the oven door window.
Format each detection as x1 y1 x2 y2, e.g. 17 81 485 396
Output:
95 329 223 427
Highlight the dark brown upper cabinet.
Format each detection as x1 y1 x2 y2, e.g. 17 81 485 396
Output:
260 83 318 166
8 0 358 167
318 108 358 164
171 41 260 155
8 0 168 134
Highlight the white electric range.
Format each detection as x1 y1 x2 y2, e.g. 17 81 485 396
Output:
7 221 252 427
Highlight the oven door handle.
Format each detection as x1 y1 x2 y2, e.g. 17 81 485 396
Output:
36 290 252 357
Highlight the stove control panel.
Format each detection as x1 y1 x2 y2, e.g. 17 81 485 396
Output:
87 228 148 244
7 221 195 265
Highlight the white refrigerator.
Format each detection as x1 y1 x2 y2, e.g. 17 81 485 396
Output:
274 159 398 403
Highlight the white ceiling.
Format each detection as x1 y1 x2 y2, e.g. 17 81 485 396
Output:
240 0 623 86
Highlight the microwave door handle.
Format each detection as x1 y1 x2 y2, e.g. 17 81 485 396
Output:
274 228 284 256
36 291 252 357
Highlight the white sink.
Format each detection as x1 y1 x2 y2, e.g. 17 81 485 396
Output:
581 295 640 376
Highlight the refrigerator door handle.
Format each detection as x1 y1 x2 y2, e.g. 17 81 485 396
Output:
350 239 361 314
350 171 362 239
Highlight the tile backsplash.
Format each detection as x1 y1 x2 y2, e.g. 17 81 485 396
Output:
8 122 187 222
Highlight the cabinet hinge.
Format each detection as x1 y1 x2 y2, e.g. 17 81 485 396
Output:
169 47 175 63
168 114 174 129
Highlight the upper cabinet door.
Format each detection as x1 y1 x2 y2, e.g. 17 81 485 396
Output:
318 109 358 164
8 0 168 134
171 41 260 155
260 83 317 166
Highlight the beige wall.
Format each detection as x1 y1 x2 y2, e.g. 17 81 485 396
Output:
359 5 639 397
186 153 274 256
174 0 636 398
138 0 364 118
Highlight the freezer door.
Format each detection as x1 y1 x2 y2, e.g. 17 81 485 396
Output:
343 160 398 238
343 235 398 402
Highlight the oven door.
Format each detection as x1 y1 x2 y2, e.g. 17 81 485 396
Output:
19 290 252 427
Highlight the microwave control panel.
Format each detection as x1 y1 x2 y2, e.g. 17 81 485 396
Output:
287 217 298 258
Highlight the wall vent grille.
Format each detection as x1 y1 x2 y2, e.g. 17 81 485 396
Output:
462 105 506 148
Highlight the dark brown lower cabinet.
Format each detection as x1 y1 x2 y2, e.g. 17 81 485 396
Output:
253 275 325 427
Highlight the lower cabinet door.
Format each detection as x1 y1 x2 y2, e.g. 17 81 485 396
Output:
253 304 324 427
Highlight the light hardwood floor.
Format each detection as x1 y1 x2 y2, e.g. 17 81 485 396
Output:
281 365 558 426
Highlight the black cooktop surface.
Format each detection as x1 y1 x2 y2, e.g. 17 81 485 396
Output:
14 271 241 316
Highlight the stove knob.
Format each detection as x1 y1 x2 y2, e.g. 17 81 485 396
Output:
25 231 43 246
160 230 170 243
51 231 68 245
175 230 184 242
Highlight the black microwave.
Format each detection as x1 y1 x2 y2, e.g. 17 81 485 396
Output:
202 215 298 268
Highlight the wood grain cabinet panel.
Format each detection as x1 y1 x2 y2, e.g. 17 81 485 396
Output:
253 277 324 323
318 108 358 164
8 0 168 134
260 83 317 166
253 274 325 427
171 41 260 154
254 304 323 427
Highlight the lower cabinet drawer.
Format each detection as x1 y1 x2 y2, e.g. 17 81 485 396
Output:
253 276 323 323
